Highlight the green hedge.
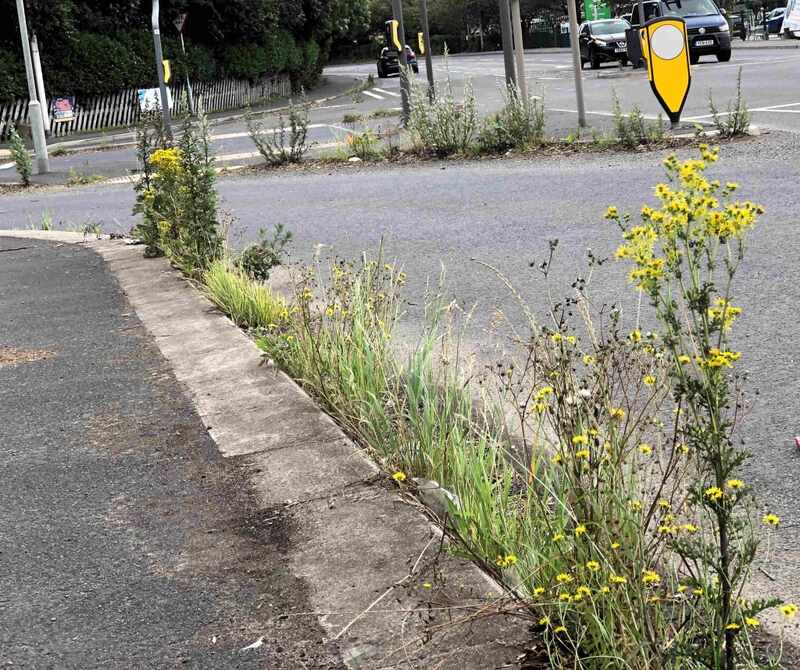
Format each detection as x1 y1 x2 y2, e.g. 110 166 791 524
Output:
0 29 320 103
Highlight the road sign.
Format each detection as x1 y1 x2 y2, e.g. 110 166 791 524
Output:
162 59 171 83
52 96 75 123
640 17 691 125
417 32 425 55
173 13 187 33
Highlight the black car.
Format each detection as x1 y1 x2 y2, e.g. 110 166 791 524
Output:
629 0 732 63
728 12 750 39
377 45 419 78
579 19 632 68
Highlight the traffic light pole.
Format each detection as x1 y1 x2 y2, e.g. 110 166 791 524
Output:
510 0 527 98
151 0 173 139
498 0 517 87
390 0 411 124
566 0 587 126
15 0 48 174
419 0 435 100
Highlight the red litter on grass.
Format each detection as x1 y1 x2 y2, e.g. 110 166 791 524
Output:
795 436 800 451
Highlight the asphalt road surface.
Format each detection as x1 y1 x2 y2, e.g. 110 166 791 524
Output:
0 237 345 669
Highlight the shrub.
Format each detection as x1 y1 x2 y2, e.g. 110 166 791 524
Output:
478 83 545 153
132 110 171 257
709 67 750 138
203 259 290 331
612 92 665 147
237 224 293 281
246 102 310 166
407 58 478 157
8 124 32 186
223 44 269 80
132 107 222 276
0 49 27 103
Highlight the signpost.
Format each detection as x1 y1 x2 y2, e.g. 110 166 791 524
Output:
15 0 48 174
173 12 195 114
639 17 691 127
52 97 75 123
419 0 435 100
389 1 411 124
150 0 173 139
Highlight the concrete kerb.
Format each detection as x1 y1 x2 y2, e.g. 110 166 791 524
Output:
0 230 530 669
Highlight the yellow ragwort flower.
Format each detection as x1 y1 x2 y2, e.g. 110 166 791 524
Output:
780 604 798 619
575 449 590 460
586 561 601 572
642 570 661 585
643 375 657 386
745 617 760 628
763 513 781 527
639 443 653 456
726 479 745 491
704 486 724 502
572 434 589 446
575 524 587 537
392 471 407 482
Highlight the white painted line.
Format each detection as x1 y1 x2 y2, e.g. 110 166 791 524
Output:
373 87 401 98
363 90 385 100
750 108 800 114
0 162 14 171
212 124 330 141
750 101 800 111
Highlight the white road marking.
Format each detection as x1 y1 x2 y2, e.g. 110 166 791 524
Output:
373 87 401 98
0 162 15 171
363 90 385 100
211 124 330 141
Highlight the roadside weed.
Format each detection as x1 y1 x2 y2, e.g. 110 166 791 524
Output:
407 54 478 157
39 210 53 231
478 83 545 153
612 92 665 147
709 68 750 138
246 101 310 165
203 259 290 331
237 224 293 282
252 149 786 669
8 124 32 186
345 127 382 160
66 168 104 186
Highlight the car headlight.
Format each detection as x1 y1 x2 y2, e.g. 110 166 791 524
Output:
720 21 730 31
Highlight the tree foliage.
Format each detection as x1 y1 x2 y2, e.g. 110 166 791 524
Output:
0 0 369 101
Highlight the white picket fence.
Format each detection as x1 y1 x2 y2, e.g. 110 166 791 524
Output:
0 74 291 142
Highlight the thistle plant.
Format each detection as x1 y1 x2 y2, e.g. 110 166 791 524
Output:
8 123 32 186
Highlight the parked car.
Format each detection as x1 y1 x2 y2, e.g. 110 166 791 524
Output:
767 6 787 32
377 45 419 78
629 0 732 63
579 18 632 68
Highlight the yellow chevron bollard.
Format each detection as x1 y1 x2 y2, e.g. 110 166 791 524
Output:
639 17 691 126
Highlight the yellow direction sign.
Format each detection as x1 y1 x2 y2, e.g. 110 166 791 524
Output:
418 32 426 55
162 59 172 83
639 17 691 125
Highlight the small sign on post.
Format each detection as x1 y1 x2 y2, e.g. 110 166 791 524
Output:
173 13 187 33
51 96 75 123
640 17 691 127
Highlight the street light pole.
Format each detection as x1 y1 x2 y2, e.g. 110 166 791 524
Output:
31 34 50 133
498 0 517 87
390 0 411 124
566 0 587 126
15 0 48 174
151 0 173 139
419 0 435 100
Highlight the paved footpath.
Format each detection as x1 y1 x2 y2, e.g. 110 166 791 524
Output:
0 237 344 669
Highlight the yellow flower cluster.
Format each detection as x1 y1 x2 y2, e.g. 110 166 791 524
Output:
707 298 742 331
609 148 764 294
149 147 182 172
696 348 741 369
495 553 518 568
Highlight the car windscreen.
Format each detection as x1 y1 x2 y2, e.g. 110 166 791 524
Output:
592 20 630 34
662 0 720 17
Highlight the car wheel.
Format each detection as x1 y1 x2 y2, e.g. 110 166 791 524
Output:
619 56 628 66
717 49 732 62
590 47 601 69
412 64 419 74
377 62 387 78
690 52 699 65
